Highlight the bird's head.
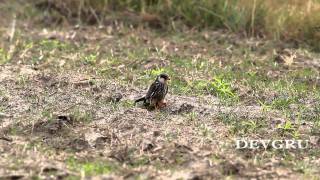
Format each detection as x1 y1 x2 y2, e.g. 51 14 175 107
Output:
157 73 170 83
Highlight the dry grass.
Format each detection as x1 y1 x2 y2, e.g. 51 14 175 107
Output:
0 23 319 178
1 1 320 179
18 0 320 50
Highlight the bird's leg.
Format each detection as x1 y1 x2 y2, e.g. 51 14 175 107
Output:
151 99 159 110
155 104 159 110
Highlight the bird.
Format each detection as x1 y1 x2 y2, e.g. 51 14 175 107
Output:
135 73 170 109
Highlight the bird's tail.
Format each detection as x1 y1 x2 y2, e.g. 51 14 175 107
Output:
135 97 146 104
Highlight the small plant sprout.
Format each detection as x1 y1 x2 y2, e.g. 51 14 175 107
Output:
208 76 236 99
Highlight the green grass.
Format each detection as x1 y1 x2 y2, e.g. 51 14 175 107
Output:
218 113 266 136
41 108 54 122
276 120 300 138
207 76 236 99
0 48 8 64
18 0 320 50
270 96 297 111
0 9 319 178
83 53 98 65
70 108 94 123
197 123 213 138
39 39 68 51
129 156 150 167
17 75 29 86
66 157 117 177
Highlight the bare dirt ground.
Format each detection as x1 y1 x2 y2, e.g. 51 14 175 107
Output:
1 19 320 179
0 65 299 179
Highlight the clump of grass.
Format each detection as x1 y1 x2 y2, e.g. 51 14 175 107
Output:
277 120 300 138
17 75 29 86
187 111 198 122
41 108 54 122
270 96 297 111
197 123 213 138
39 39 68 51
119 100 135 108
0 48 8 64
70 108 94 123
129 156 150 167
144 67 166 78
66 157 117 177
208 76 236 99
83 53 98 65
29 0 320 50
219 113 266 136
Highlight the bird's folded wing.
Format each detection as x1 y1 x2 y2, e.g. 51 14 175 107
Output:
146 81 162 99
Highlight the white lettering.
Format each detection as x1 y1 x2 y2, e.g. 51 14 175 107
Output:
236 139 248 149
249 140 260 149
272 140 283 149
260 140 271 150
285 139 296 149
297 140 309 149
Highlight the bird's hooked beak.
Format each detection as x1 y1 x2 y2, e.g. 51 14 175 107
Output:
165 77 170 84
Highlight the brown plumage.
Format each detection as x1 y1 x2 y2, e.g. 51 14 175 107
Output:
135 73 170 109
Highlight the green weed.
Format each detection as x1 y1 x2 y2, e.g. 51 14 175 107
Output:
0 48 8 64
70 108 94 123
83 53 98 65
17 75 29 86
270 96 297 110
66 157 117 177
198 123 212 137
119 100 135 108
187 111 198 122
41 109 54 122
208 76 236 99
145 67 166 77
39 39 68 51
277 120 300 138
219 113 265 136
129 156 150 167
